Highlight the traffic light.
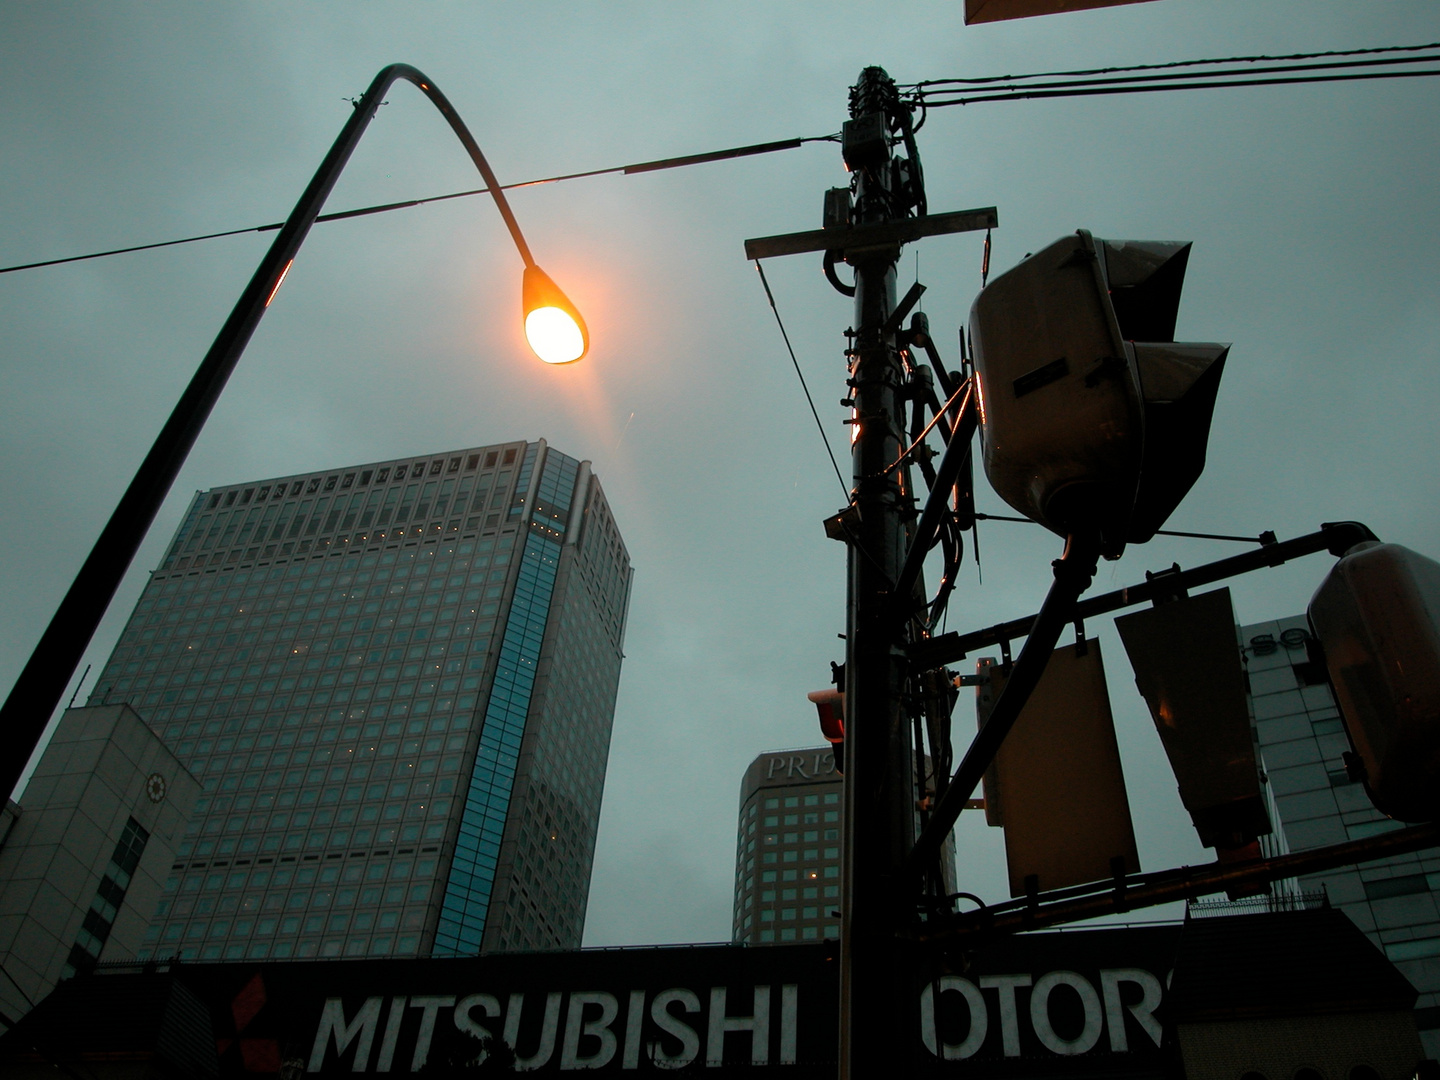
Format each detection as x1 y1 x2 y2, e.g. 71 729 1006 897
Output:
1309 541 1440 822
968 230 1228 559
1115 588 1272 854
808 688 846 774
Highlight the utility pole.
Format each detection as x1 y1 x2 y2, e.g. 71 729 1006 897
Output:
743 66 994 1077
839 66 921 1080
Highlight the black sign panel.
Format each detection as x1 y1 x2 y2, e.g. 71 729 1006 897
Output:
160 925 1182 1076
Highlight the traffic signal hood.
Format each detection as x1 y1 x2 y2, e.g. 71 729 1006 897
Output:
1309 541 1440 823
1116 588 1272 853
969 230 1228 558
975 643 1140 897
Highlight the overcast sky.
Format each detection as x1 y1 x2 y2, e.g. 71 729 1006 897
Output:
2 1 1437 948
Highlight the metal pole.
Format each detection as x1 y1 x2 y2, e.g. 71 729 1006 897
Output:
0 64 538 798
916 819 1440 948
906 532 1100 885
840 66 918 1080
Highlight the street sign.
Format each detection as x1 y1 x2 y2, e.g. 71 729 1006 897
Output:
1 929 1183 1076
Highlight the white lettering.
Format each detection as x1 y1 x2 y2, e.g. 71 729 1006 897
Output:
375 996 407 1072
706 986 770 1066
506 992 562 1071
308 997 382 1073
622 990 646 1070
454 993 502 1048
788 756 809 779
978 974 1031 1057
1030 971 1102 1056
506 996 561 1077
779 985 798 1065
647 988 701 1069
1099 968 1163 1051
503 993 525 1051
374 996 408 1077
560 992 620 1070
766 758 786 779
919 978 988 1060
408 996 456 1072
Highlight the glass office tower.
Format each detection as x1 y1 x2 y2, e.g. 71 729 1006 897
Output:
731 747 956 946
1242 613 1440 1057
91 440 631 960
732 747 845 945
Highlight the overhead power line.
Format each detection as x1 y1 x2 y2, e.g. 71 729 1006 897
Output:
0 135 835 276
754 261 850 499
5 41 1438 276
906 41 1440 108
917 67 1440 108
906 39 1440 87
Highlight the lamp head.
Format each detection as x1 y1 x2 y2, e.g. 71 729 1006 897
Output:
522 264 588 365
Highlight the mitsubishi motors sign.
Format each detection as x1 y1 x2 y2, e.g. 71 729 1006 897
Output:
166 925 1178 1075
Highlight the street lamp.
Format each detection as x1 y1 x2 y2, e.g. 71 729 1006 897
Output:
0 63 587 798
523 264 588 364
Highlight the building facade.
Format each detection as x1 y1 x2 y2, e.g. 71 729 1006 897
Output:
0 704 198 1018
732 748 957 946
732 748 843 945
1242 613 1440 1058
90 440 631 962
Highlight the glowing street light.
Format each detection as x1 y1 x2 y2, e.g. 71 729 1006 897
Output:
0 63 587 798
523 264 589 364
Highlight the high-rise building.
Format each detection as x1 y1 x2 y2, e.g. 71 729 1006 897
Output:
1241 612 1440 1058
89 440 631 962
731 748 957 946
732 748 844 945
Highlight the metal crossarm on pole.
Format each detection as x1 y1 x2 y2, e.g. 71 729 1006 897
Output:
914 820 1440 947
906 520 1378 672
743 206 997 261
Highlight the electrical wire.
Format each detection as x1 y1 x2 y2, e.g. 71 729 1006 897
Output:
754 261 850 500
0 134 836 277
916 68 1440 107
904 40 1440 88
6 43 1437 275
880 378 970 477
917 51 1440 96
909 50 1440 109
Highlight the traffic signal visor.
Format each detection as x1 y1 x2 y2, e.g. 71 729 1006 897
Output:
1309 541 1440 822
970 230 1228 558
1116 587 1271 852
975 643 1140 897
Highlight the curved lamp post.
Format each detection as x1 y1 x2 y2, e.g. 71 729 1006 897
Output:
0 63 587 797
